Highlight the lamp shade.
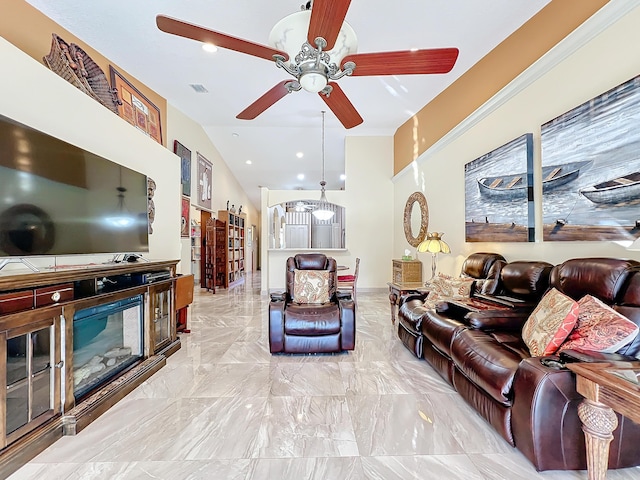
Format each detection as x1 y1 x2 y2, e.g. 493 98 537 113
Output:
417 232 451 254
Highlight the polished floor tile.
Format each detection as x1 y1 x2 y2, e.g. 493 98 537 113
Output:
9 274 640 479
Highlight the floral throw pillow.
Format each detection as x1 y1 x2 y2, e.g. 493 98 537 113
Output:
558 295 639 353
522 288 579 356
424 273 474 309
292 270 330 304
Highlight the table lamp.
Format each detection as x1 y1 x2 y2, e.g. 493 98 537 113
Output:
417 232 451 281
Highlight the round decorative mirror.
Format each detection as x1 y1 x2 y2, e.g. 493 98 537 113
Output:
403 192 429 247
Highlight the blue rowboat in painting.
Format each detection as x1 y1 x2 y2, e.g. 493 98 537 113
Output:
579 171 640 204
477 160 591 198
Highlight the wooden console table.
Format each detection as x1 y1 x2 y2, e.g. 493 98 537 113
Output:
567 361 640 480
387 282 429 325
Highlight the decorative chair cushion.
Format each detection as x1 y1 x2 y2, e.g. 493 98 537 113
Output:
338 275 356 282
558 295 639 353
522 288 579 356
292 270 331 304
425 273 474 309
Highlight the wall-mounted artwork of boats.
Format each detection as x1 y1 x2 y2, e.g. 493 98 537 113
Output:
478 161 591 198
465 133 534 242
541 73 640 242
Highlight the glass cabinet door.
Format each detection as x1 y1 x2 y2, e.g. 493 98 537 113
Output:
150 283 172 352
3 314 61 446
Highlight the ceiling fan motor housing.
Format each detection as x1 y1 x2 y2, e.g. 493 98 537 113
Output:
269 10 357 92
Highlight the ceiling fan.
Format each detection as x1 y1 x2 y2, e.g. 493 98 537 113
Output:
156 0 459 129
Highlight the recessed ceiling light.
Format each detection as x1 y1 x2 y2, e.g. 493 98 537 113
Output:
202 43 218 53
340 174 346 181
246 160 252 165
296 152 304 159
297 173 304 180
232 132 240 138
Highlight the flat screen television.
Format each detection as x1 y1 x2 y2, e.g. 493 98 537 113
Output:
0 113 149 257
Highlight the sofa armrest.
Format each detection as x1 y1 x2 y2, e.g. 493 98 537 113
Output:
559 348 638 364
464 310 530 331
400 292 430 305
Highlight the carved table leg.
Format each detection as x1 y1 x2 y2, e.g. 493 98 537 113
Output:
389 292 398 325
577 399 618 480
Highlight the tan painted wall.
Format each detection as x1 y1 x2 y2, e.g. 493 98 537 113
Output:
393 0 610 174
392 3 640 279
1 0 167 146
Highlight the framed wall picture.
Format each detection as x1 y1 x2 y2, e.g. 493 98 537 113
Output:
181 196 190 237
196 152 212 210
174 140 192 197
464 133 534 242
110 66 162 145
541 74 640 241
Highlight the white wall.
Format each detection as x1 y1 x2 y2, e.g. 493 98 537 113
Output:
393 3 640 278
0 37 180 269
263 136 394 292
166 106 260 277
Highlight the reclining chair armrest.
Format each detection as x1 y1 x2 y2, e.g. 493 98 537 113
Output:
338 297 356 350
270 292 286 302
268 300 286 353
464 310 530 331
336 291 352 301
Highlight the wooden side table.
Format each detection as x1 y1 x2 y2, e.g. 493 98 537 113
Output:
567 361 640 480
387 281 429 325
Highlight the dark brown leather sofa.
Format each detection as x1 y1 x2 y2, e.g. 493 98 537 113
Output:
398 257 640 471
397 252 506 358
269 253 356 354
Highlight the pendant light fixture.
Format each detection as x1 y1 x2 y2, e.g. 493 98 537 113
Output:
312 111 335 221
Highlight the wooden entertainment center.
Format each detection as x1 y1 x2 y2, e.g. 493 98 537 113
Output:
0 259 190 477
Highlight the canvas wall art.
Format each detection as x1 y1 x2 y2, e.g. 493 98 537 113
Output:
110 66 162 145
541 74 640 241
464 133 534 242
196 152 212 210
181 196 190 237
174 140 192 197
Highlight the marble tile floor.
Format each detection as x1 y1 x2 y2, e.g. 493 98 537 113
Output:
9 275 640 480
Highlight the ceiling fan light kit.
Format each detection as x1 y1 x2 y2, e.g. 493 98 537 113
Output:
157 0 459 129
269 8 358 94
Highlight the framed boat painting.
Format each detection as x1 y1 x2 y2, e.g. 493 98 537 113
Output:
541 73 640 241
464 133 534 242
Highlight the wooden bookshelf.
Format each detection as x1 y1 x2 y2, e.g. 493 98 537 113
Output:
217 210 246 288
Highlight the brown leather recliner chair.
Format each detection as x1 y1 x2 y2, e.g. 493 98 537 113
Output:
269 253 356 354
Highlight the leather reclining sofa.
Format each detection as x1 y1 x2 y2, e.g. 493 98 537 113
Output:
398 255 640 471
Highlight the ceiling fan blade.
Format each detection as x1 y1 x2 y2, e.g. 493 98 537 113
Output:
343 48 459 76
320 82 363 129
157 15 288 62
237 81 295 120
308 0 352 51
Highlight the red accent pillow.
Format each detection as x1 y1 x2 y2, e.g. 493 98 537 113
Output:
522 288 579 356
558 295 639 353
